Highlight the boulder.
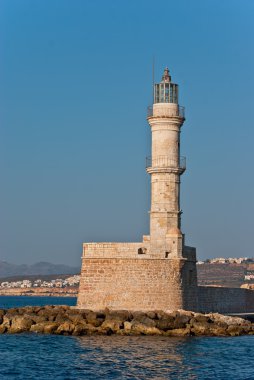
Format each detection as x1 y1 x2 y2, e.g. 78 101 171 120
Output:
2 315 12 329
66 313 86 324
37 307 58 320
146 311 157 320
0 309 6 324
227 325 248 336
100 319 123 333
209 313 250 326
208 324 228 337
173 313 191 329
192 313 211 324
166 327 191 337
190 321 212 336
127 321 162 335
72 322 94 336
132 316 156 328
123 321 132 333
106 310 131 322
0 325 6 334
86 311 104 327
26 314 47 324
56 322 75 335
30 321 61 334
8 316 33 333
155 315 175 331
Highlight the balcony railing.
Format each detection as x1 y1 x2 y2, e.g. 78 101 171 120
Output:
147 105 185 119
146 155 186 171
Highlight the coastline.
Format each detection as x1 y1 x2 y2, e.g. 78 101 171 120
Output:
0 287 78 298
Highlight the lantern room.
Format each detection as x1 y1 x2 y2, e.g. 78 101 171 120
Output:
154 67 178 104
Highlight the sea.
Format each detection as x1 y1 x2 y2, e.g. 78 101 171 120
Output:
0 296 254 380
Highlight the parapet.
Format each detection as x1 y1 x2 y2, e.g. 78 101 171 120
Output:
183 246 197 262
82 242 150 259
82 241 197 262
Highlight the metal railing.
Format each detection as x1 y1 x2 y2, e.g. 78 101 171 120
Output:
146 155 186 170
147 105 185 119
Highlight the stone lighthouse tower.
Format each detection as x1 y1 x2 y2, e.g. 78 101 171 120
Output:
147 67 186 258
77 67 198 312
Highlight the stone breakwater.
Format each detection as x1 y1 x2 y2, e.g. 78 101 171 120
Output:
0 306 253 336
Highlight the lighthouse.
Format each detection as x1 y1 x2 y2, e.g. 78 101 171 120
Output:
147 67 186 258
77 67 198 312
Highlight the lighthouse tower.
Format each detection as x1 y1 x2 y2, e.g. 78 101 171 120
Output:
147 67 185 258
77 67 198 312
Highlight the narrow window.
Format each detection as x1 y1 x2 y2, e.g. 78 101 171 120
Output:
138 248 147 255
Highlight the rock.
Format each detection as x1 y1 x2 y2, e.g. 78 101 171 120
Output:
0 325 6 334
72 322 94 336
190 321 212 336
26 314 47 324
192 313 211 324
30 321 61 334
173 313 191 329
37 306 58 320
100 319 123 333
132 316 156 328
56 322 75 335
4 308 19 317
0 310 6 324
97 310 131 333
86 311 104 327
123 321 132 333
43 322 59 334
208 325 227 337
67 313 86 324
227 325 247 336
2 315 12 329
209 313 250 326
131 311 147 320
0 306 253 337
30 323 48 333
9 316 33 333
128 321 162 335
55 313 71 323
155 315 175 331
166 327 191 337
106 310 131 322
146 311 157 320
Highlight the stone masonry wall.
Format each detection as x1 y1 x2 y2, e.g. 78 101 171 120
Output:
198 286 254 314
77 258 197 311
82 242 149 259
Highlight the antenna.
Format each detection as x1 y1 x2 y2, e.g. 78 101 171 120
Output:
152 56 155 104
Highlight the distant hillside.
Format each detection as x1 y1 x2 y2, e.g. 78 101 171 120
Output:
197 263 247 287
0 261 80 278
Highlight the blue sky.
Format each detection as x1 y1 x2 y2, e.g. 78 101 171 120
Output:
0 0 253 265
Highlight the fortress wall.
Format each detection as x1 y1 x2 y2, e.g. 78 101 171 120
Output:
182 258 199 311
77 258 197 311
83 242 149 259
198 286 254 314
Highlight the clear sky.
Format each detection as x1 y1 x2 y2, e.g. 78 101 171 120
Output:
0 0 253 265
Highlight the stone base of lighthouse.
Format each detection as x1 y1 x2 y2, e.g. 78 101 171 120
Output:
77 239 198 311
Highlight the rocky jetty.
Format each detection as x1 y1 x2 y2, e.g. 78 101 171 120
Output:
0 306 253 336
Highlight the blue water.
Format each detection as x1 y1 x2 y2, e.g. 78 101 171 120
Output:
0 295 77 309
0 297 254 379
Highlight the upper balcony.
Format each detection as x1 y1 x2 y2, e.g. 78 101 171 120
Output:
147 105 185 119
